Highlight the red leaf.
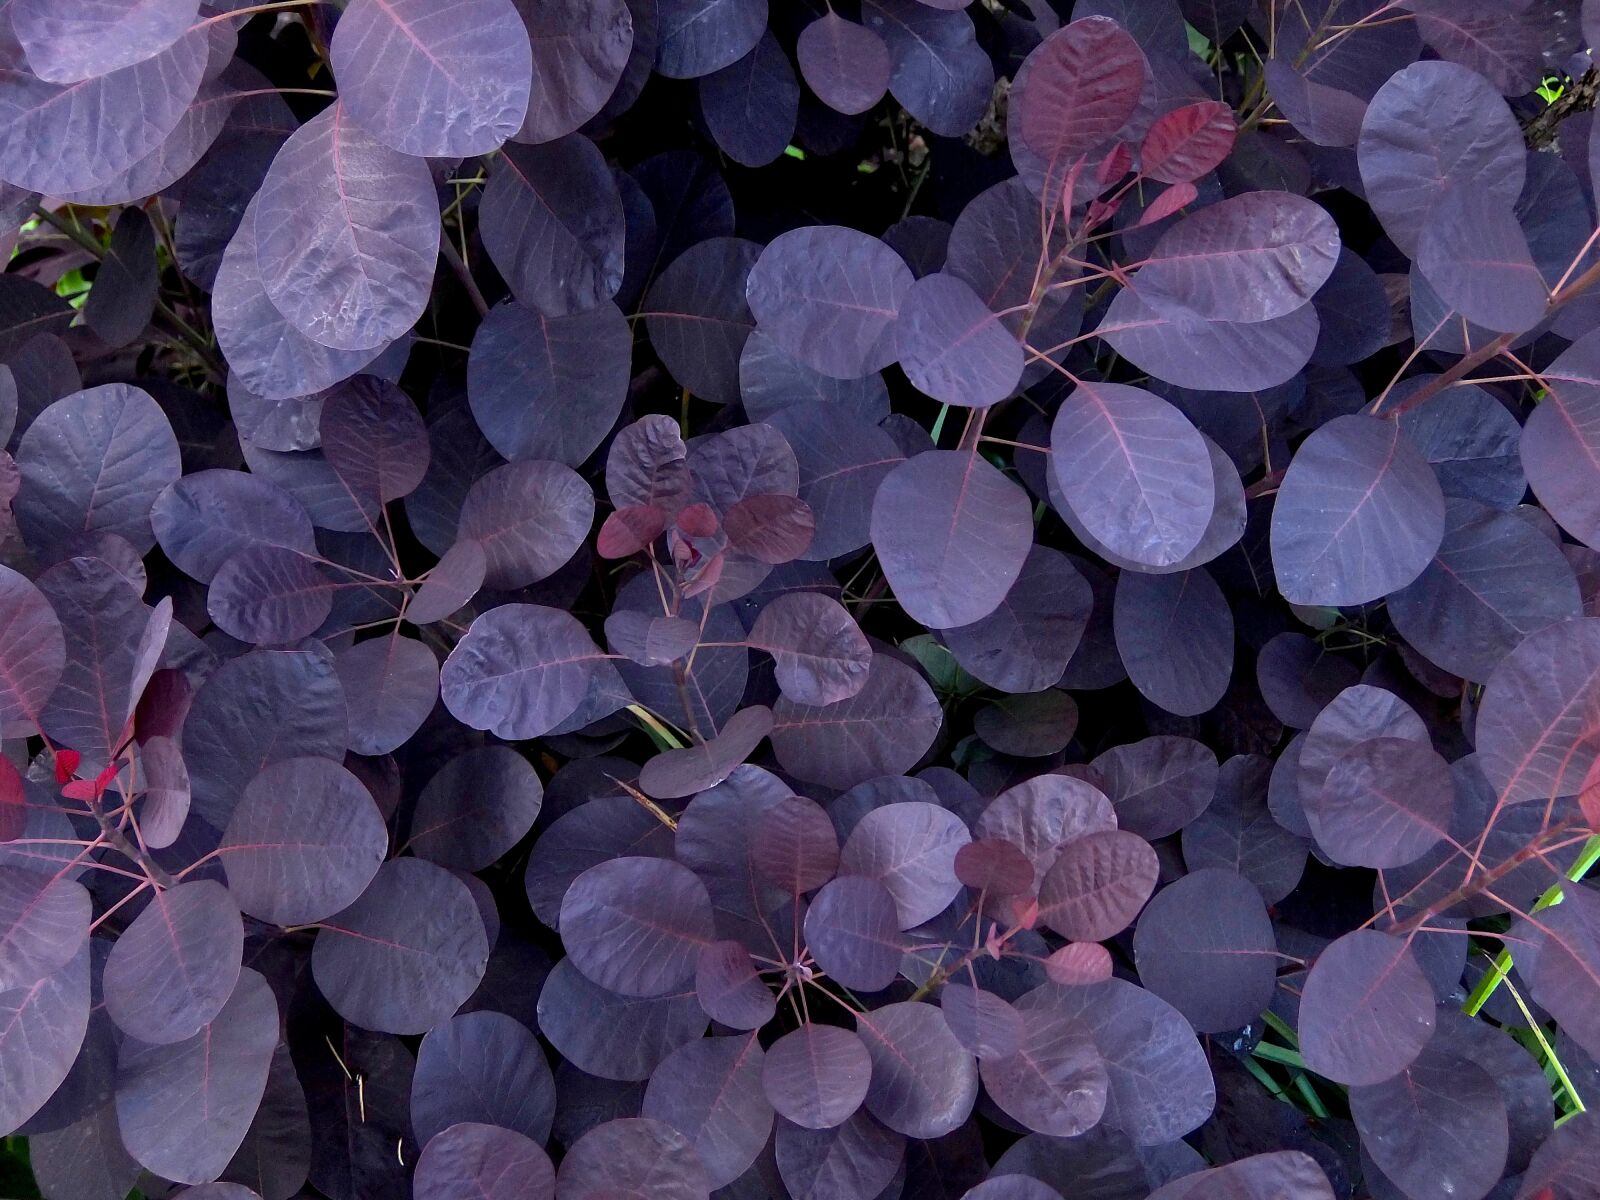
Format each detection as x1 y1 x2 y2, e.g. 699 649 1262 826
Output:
1139 101 1237 184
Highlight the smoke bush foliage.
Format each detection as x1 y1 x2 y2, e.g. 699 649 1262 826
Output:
5 0 1600 1198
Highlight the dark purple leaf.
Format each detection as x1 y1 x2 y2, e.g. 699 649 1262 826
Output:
973 774 1116 885
804 876 902 991
838 800 970 929
1522 331 1600 548
855 1001 977 1137
0 25 208 194
0 564 65 733
953 839 1034 898
973 690 1079 758
1036 830 1158 942
639 705 774 798
312 858 490 1034
1093 735 1217 840
749 591 871 705
318 375 429 503
1299 929 1435 1086
1416 184 1547 334
871 449 1032 628
746 225 913 380
724 493 815 564
1180 755 1307 906
561 856 715 996
333 634 438 755
770 654 942 789
979 1004 1109 1137
1351 1046 1509 1200
644 237 760 405
1113 567 1233 716
15 384 180 556
942 547 1092 694
1134 192 1339 323
252 105 438 351
1132 868 1276 1033
411 1010 555 1147
861 0 993 137
218 755 385 926
1147 1152 1334 1200
654 0 765 79
152 470 315 584
481 137 623 317
1397 380 1524 510
115 968 276 1184
740 332 891 426
207 544 334 644
329 0 532 157
762 1023 872 1129
1475 617 1600 810
1357 61 1524 255
1050 381 1215 569
796 13 889 116
410 745 543 872
774 1108 904 1200
749 794 839 894
0 942 88 1134
457 461 592 589
896 272 1023 407
694 940 775 1029
83 206 157 348
700 33 798 168
413 1122 554 1200
555 1116 711 1199
0 867 87 991
1527 876 1600 1063
514 0 633 143
467 300 630 467
940 981 1023 1060
642 1033 772 1187
1255 632 1360 730
1271 413 1445 606
1096 286 1319 392
104 879 242 1045
537 958 705 1082
763 407 900 561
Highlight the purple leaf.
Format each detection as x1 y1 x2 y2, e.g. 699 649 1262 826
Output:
862 0 993 136
855 1000 976 1137
1012 17 1144 190
974 774 1115 886
457 461 592 589
114 968 277 1184
410 745 543 872
467 300 630 467
104 879 242 1045
748 592 871 706
804 875 903 991
871 449 1032 628
1271 413 1445 606
1096 287 1319 392
644 237 760 405
0 564 64 733
1180 755 1307 906
0 25 208 194
839 800 970 929
536 958 705 1082
0 942 88 1134
311 858 490 1034
694 940 775 1029
411 1011 555 1147
1112 567 1233 716
207 544 334 644
554 1116 711 1198
1357 61 1524 255
641 1033 772 1187
896 272 1023 407
217 756 387 925
979 1004 1109 1137
1049 381 1215 569
560 857 715 996
15 384 180 557
1132 868 1276 1033
151 470 316 584
1298 929 1435 1086
746 225 913 380
942 546 1092 695
774 1108 905 1200
330 0 532 157
252 104 438 351
413 1122 554 1200
1094 735 1217 840
761 407 901 561
1522 331 1600 548
481 137 623 317
699 33 798 168
1133 192 1339 323
638 705 774 798
11 0 198 84
1147 1152 1334 1200
333 634 439 755
513 0 633 143
1036 830 1158 942
796 13 889 116
82 207 157 348
318 376 429 503
1415 185 1547 334
1140 100 1236 184
654 0 766 79
770 654 942 789
762 1023 872 1129
0 867 88 991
